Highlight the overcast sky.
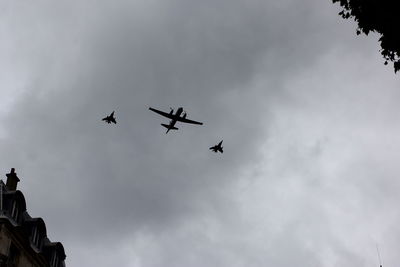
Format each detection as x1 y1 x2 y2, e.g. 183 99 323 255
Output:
1 0 400 266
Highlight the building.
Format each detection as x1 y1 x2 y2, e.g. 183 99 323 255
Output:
0 169 66 267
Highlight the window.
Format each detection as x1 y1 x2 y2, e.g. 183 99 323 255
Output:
51 252 59 267
31 226 37 243
31 226 41 249
10 201 18 222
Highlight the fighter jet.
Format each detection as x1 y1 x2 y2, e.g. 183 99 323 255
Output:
102 111 116 124
149 107 203 133
210 140 223 153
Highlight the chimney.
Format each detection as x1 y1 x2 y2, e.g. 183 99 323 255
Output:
6 168 20 191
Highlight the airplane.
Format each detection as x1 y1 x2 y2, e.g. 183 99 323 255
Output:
210 140 223 153
149 107 203 133
102 111 116 124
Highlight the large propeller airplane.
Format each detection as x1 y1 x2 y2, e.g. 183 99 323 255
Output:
149 107 203 133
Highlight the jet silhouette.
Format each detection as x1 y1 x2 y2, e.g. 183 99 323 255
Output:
149 107 203 133
102 111 116 124
210 140 223 153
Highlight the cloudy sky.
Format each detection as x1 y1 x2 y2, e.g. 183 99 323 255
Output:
1 0 400 266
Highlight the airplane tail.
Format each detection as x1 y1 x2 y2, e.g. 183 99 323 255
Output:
161 124 178 134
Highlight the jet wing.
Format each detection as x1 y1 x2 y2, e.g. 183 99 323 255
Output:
176 117 203 125
149 107 175 120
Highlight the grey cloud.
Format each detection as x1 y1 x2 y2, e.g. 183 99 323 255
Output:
1 0 398 266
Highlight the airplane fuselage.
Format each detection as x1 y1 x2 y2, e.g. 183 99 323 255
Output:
167 107 184 127
174 107 184 118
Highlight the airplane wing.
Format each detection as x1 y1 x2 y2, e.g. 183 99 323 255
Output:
149 107 175 120
176 117 203 125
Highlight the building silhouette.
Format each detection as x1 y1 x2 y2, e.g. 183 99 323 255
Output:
0 168 66 267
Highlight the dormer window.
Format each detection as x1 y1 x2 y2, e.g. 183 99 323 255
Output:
10 201 18 222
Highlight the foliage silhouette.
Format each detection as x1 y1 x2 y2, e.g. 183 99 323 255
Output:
333 0 400 73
